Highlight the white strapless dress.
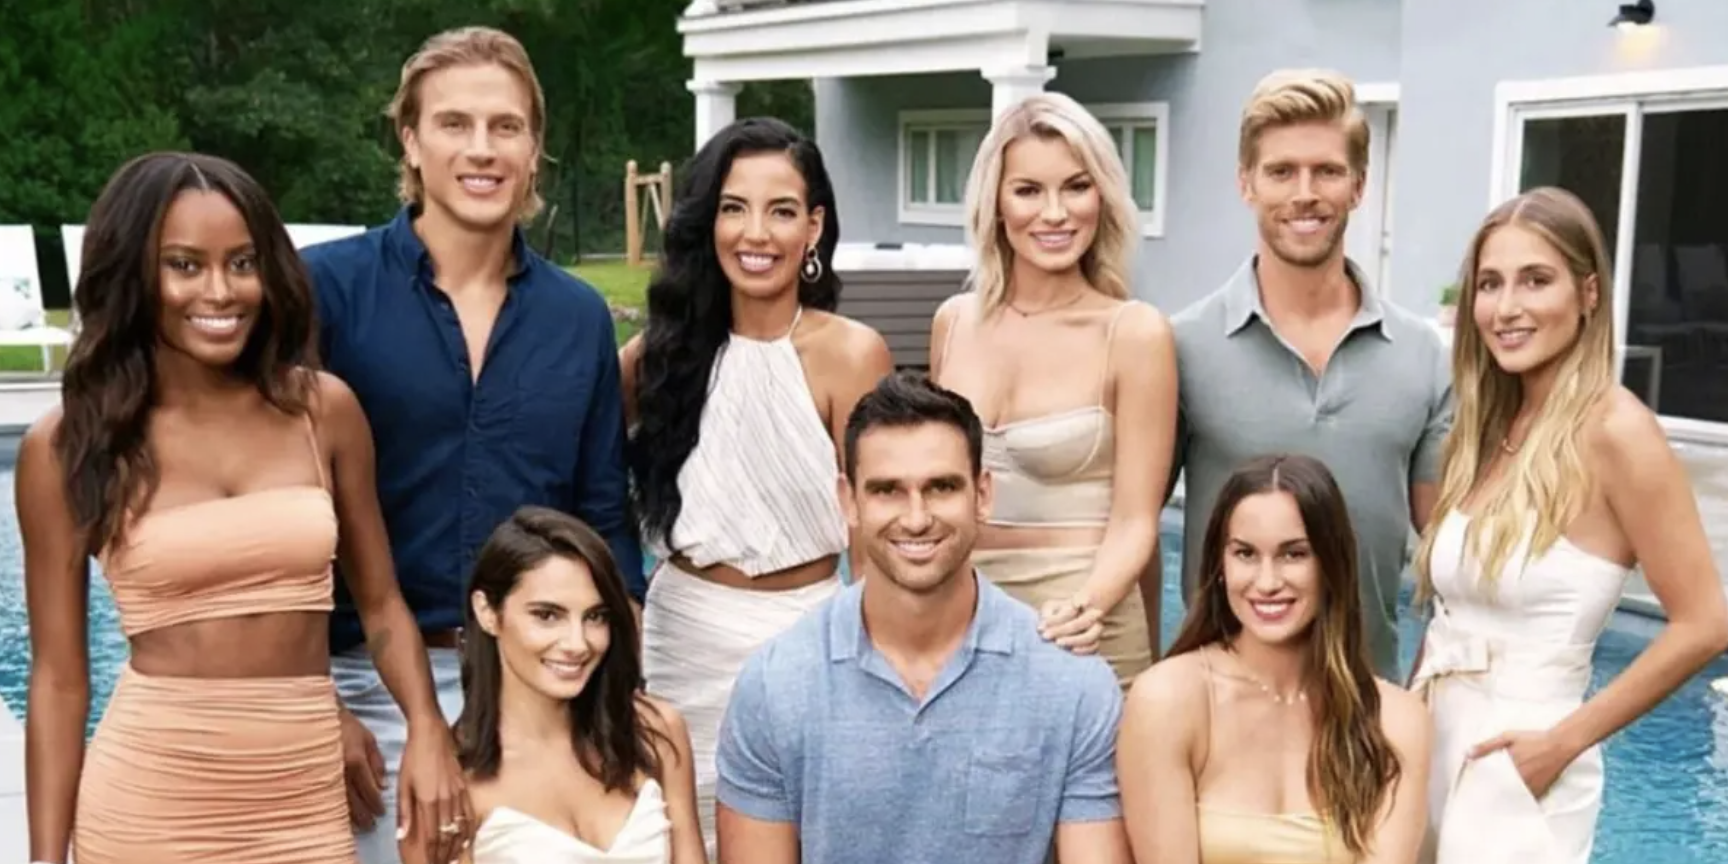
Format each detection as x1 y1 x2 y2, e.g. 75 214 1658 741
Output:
1412 510 1632 864
470 779 672 864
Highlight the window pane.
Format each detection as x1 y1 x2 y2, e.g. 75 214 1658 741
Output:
1131 125 1158 211
907 129 931 204
934 125 985 204
1624 107 1728 423
1518 114 1626 254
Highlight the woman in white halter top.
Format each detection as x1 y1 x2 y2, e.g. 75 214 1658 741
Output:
1410 187 1728 864
930 92 1178 688
620 117 895 856
428 508 705 864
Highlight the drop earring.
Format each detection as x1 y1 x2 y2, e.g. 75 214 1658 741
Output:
800 246 823 283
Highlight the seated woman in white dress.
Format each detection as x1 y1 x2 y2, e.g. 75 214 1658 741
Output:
1409 186 1728 864
1118 453 1430 864
412 507 705 864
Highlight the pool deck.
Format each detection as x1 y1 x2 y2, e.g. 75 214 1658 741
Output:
2 706 21 860
1 384 49 859
2 383 1727 856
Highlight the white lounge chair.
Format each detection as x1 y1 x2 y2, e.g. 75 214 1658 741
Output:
285 223 365 249
0 225 74 372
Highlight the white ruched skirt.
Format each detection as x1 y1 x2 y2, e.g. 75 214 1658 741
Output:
640 560 841 856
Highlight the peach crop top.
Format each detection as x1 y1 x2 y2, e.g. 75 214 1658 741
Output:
1192 649 1350 864
939 298 1129 528
98 415 339 637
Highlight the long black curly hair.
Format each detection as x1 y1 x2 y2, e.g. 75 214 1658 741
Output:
629 117 842 547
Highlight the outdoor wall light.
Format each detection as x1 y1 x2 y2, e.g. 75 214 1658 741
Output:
1609 0 1655 29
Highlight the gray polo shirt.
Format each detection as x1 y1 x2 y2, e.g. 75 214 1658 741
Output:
1169 256 1453 679
714 573 1123 864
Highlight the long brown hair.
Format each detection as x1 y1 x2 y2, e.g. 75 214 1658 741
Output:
1414 186 1615 599
55 151 318 558
456 507 668 791
1167 454 1401 858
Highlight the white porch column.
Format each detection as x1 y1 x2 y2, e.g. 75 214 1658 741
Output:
983 64 1057 118
688 79 742 150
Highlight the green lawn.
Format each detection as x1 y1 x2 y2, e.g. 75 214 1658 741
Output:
569 258 652 347
0 309 71 373
0 262 653 374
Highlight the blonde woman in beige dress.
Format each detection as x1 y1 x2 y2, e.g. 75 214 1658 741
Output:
931 91 1178 686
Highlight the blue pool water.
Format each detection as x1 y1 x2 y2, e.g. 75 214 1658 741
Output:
3 468 1726 861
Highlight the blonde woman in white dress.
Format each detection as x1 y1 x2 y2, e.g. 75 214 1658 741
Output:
404 508 705 864
1409 186 1728 864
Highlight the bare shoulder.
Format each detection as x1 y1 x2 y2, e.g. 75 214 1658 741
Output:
934 291 974 326
807 310 892 368
637 693 692 743
620 332 646 368
1372 678 1432 751
310 370 363 423
20 404 65 466
1584 386 1669 478
637 693 695 766
1109 299 1174 349
1125 650 1206 718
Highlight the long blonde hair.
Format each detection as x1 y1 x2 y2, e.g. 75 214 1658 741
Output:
961 92 1139 316
1414 186 1617 597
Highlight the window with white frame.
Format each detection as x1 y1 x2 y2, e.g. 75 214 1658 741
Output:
1499 80 1728 431
899 110 991 221
1092 102 1170 236
897 102 1170 236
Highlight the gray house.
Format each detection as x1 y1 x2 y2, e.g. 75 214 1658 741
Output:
679 0 1724 421
677 0 1728 586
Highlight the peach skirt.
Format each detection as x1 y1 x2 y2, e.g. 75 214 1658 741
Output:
972 545 1154 687
74 664 357 863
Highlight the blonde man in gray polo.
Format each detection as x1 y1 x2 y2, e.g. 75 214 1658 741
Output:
1167 69 1453 681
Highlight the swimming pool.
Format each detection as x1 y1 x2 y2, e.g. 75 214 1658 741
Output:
2 468 1726 861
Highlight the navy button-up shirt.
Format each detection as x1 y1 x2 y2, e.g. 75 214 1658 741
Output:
303 207 643 653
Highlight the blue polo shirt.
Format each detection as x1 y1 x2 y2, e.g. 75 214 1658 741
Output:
715 573 1123 863
303 206 643 654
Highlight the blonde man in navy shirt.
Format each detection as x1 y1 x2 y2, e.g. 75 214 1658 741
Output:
301 27 641 863
714 372 1130 864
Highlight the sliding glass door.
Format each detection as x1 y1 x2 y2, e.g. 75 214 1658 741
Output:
1506 98 1728 431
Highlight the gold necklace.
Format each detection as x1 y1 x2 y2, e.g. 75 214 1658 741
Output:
1220 647 1308 706
1006 289 1087 317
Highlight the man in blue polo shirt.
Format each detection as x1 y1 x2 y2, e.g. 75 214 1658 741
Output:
714 372 1131 864
301 26 641 863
